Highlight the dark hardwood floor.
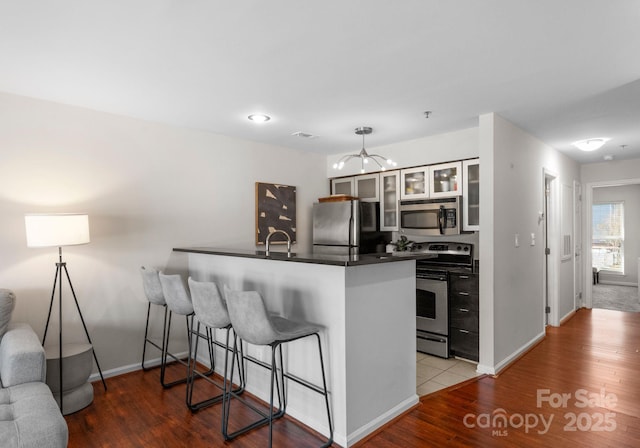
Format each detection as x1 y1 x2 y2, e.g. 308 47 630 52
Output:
66 308 640 447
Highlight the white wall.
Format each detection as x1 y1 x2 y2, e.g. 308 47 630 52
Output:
581 158 640 184
478 113 579 374
0 92 329 376
592 184 640 285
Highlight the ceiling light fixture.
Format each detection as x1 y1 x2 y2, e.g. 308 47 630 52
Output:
571 138 609 152
332 127 397 174
248 114 271 123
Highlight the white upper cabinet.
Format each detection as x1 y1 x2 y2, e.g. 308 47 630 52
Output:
429 161 462 198
380 170 400 231
355 173 380 202
400 167 429 199
463 159 480 231
331 177 355 196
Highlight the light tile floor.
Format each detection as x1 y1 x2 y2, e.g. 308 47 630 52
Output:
416 352 481 396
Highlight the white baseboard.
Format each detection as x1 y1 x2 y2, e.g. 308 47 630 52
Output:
598 280 638 287
476 331 546 377
89 350 190 383
559 309 576 325
476 363 496 376
345 394 419 447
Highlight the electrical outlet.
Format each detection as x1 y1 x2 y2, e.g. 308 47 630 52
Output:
530 233 536 246
515 233 520 247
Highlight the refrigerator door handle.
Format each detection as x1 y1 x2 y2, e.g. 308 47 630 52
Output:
351 200 359 247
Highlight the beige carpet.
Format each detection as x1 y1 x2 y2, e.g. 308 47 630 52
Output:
592 283 640 312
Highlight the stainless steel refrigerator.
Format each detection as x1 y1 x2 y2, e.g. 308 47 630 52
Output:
312 200 390 255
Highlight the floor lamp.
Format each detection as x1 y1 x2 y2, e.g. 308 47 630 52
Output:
25 213 107 413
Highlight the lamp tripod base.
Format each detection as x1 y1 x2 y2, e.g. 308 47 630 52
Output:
43 253 107 413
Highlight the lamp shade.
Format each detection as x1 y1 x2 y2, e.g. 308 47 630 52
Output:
25 213 90 248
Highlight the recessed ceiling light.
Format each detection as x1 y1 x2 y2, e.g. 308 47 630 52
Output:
571 138 610 152
248 114 271 123
603 155 614 161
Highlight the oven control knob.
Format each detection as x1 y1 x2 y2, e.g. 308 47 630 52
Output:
457 246 462 251
463 246 469 251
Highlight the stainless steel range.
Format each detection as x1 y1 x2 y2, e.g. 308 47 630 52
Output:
414 242 474 358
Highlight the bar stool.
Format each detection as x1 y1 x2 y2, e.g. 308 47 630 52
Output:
186 277 245 411
158 273 215 393
222 286 333 448
140 266 168 372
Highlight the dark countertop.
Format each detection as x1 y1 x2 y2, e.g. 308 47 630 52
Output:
173 246 436 267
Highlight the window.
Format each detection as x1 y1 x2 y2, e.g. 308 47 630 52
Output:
592 202 624 273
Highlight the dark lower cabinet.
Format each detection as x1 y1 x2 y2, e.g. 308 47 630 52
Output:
449 272 479 362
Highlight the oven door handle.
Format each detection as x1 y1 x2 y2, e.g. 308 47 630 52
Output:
417 275 447 281
417 334 447 344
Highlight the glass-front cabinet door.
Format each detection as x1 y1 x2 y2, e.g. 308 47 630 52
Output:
355 173 380 202
400 167 429 199
330 177 354 196
429 161 462 197
380 171 400 231
463 159 480 231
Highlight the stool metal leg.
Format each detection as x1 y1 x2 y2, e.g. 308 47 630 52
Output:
161 314 215 388
314 333 334 448
141 303 168 371
160 312 188 388
222 337 283 441
186 322 240 411
222 333 333 447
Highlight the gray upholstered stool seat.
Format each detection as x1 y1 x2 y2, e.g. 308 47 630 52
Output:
186 278 245 411
222 287 333 447
158 273 215 399
140 267 168 372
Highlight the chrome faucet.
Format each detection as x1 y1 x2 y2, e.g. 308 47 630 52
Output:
265 230 292 258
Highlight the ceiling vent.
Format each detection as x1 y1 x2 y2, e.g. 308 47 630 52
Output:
291 131 317 139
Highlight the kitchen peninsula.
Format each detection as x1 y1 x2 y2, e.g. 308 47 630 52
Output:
173 246 425 447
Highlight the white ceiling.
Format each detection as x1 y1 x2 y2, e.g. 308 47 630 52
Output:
1 1 639 164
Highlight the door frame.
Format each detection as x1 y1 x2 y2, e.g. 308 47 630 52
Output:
583 177 640 308
573 180 583 310
543 168 560 326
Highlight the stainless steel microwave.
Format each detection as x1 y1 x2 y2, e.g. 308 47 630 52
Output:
399 197 460 236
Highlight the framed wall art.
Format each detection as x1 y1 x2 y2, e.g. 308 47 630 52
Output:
255 182 297 245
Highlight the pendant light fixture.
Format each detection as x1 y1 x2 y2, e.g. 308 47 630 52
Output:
571 137 609 152
333 127 397 173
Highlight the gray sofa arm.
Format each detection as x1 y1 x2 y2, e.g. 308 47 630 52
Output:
0 322 46 387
